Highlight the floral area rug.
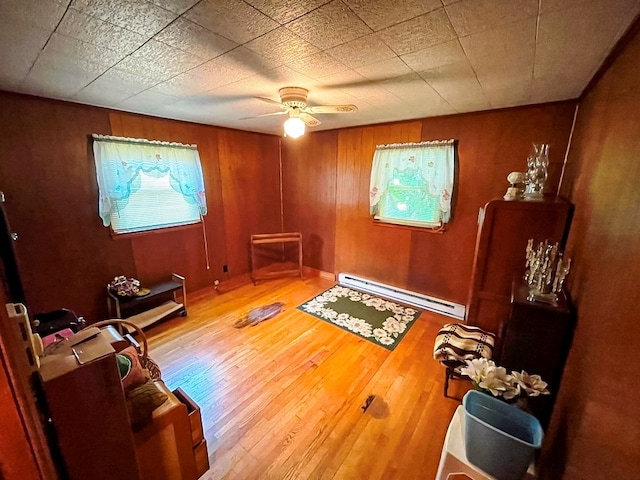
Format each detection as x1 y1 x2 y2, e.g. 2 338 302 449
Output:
297 285 422 351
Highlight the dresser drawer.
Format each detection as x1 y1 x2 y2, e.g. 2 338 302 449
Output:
193 439 209 478
173 387 204 447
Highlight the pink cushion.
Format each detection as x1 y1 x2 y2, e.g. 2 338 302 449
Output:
42 328 75 348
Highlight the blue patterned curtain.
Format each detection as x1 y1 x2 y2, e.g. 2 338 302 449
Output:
93 135 207 227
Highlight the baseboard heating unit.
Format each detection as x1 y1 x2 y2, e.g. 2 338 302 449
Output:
338 273 465 320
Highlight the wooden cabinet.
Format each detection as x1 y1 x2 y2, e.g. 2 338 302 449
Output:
107 273 186 332
465 197 573 337
39 331 140 480
500 280 576 429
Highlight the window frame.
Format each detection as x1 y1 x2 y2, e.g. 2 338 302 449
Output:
369 140 456 232
92 134 207 236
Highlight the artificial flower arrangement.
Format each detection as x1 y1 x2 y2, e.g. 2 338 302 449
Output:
108 275 142 297
460 357 550 401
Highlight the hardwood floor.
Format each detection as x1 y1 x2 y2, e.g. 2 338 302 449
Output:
145 274 469 480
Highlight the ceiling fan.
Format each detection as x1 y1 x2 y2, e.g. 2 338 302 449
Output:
245 87 358 138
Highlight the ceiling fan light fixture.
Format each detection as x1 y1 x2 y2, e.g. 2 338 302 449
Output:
284 117 305 138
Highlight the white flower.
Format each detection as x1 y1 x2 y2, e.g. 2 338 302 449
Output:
478 366 513 397
512 371 550 397
382 317 406 334
460 358 495 384
334 313 350 327
320 308 337 320
378 335 394 345
358 323 373 337
373 328 387 339
404 308 417 315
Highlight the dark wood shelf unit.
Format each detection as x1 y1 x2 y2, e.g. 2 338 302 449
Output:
465 197 573 338
107 273 186 332
500 279 576 429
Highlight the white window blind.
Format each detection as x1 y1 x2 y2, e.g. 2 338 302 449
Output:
92 135 207 234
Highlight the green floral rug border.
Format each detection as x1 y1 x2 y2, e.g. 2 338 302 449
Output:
297 285 422 351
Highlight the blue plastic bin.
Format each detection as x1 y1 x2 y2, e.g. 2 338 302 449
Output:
462 390 543 480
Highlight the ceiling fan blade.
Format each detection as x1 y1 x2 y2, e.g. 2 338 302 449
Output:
240 111 289 120
305 104 358 114
255 96 287 108
299 112 321 127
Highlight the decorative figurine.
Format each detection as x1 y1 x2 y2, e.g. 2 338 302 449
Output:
504 171 525 200
524 239 571 306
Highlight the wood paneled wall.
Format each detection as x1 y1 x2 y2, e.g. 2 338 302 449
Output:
0 94 136 321
0 92 282 323
0 90 576 323
539 25 640 480
283 103 576 304
281 131 338 273
217 129 281 276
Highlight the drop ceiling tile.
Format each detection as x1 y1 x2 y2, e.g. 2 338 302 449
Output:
115 90 181 112
187 48 271 90
459 18 537 60
534 1 640 84
250 65 322 91
376 73 447 104
209 75 280 103
70 0 177 37
474 60 534 92
286 1 373 50
0 0 68 31
0 73 23 92
378 8 457 56
317 68 369 89
534 43 601 83
94 68 160 94
539 0 602 14
185 0 279 44
245 0 331 24
147 72 213 96
154 18 237 60
32 50 111 79
57 7 147 55
22 64 97 99
73 85 133 108
343 0 442 30
445 0 538 37
355 57 413 82
484 82 533 108
245 27 320 64
532 76 584 103
537 0 638 50
43 33 127 68
0 22 51 86
420 60 489 110
286 52 351 80
149 0 200 15
116 40 205 82
326 33 397 68
401 39 466 72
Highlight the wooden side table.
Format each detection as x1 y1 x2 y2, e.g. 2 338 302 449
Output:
250 232 303 285
106 273 186 332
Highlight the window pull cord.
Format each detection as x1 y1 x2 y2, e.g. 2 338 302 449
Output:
201 215 210 270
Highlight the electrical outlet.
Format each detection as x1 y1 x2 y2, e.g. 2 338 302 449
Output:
223 264 228 273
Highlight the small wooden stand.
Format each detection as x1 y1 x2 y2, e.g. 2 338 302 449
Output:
250 232 303 285
106 273 186 332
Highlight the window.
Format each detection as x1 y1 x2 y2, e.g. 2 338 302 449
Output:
369 140 455 229
93 135 207 234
